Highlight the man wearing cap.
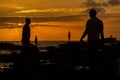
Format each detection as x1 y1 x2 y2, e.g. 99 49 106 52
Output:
80 9 104 50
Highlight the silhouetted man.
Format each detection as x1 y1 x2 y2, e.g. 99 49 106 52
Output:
68 31 71 41
80 9 104 50
80 9 104 71
35 36 38 47
21 18 31 46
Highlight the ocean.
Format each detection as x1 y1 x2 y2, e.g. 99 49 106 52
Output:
6 41 68 48
0 41 69 54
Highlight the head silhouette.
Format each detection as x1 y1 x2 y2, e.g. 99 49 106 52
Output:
89 9 97 18
25 18 31 24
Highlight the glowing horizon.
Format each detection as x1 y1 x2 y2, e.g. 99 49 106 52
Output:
0 0 119 41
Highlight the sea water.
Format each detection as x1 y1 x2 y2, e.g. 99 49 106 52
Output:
0 41 68 54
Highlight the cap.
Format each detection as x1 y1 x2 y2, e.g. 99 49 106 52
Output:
89 9 97 14
25 18 30 22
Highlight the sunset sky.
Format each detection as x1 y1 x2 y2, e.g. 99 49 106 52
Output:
0 0 120 17
0 0 120 41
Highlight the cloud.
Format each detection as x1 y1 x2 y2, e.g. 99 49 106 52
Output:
15 8 67 13
84 0 108 7
0 14 84 28
108 0 120 6
0 3 25 10
31 24 61 27
84 7 106 14
15 8 83 14
0 3 25 16
84 0 120 7
83 0 120 14
14 8 84 17
31 15 84 22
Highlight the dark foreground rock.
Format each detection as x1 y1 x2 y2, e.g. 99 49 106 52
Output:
0 41 120 80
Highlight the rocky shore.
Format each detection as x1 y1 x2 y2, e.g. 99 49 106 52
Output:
0 41 120 80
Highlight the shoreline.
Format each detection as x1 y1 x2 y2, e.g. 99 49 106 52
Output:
0 41 119 79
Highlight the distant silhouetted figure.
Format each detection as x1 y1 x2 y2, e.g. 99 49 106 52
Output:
68 31 71 41
21 18 31 46
80 9 104 50
35 36 38 47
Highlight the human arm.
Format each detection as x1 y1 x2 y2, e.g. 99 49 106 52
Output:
100 22 104 47
80 28 89 42
80 20 89 42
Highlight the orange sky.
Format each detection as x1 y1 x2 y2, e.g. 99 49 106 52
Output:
0 16 120 41
0 0 120 41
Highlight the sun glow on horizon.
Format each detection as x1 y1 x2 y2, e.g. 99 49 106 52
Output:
0 0 119 41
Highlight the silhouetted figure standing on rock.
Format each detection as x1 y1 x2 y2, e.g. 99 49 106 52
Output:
14 18 40 79
80 9 104 72
21 18 31 46
80 9 104 50
35 36 38 47
68 31 71 42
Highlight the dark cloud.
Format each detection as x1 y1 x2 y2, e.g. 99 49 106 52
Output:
31 24 61 28
31 15 84 22
0 15 83 23
0 15 84 28
84 0 120 7
84 0 108 7
84 8 106 14
84 0 97 7
83 0 107 13
108 0 120 6
83 0 120 14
